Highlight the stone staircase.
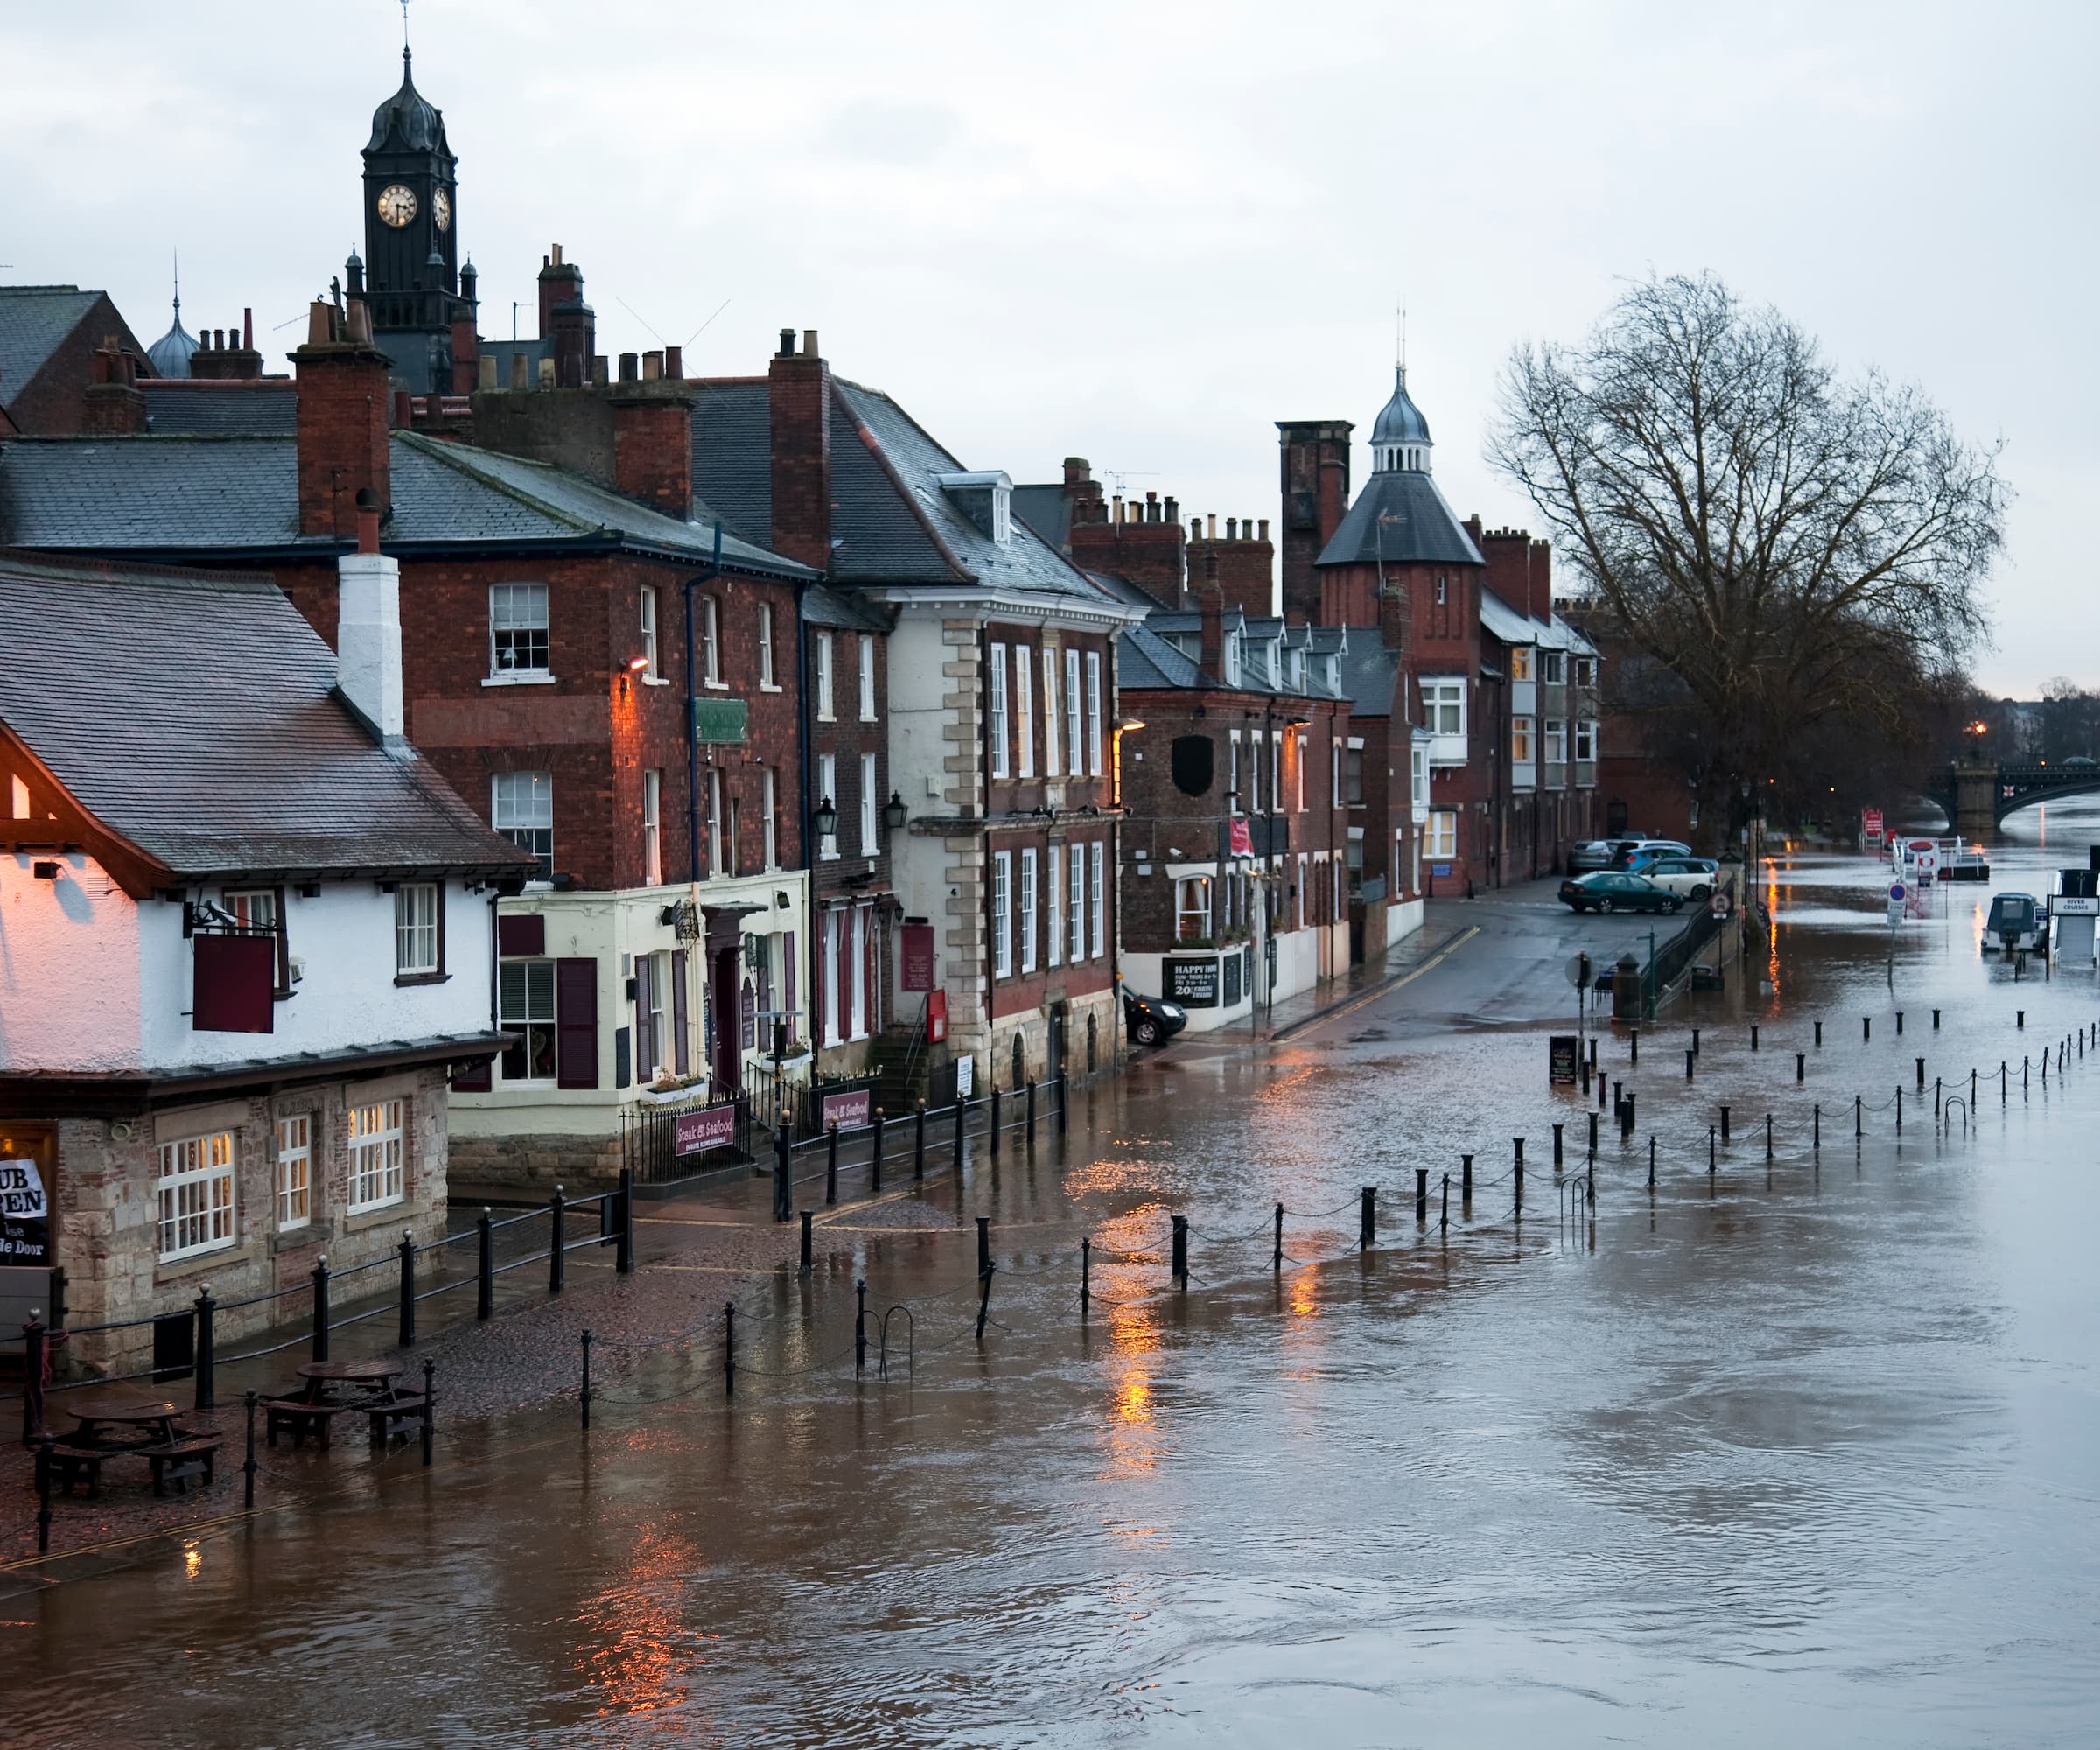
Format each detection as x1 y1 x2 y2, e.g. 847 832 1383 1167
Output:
869 1023 933 1114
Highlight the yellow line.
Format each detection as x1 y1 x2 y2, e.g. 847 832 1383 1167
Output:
1292 925 1481 1034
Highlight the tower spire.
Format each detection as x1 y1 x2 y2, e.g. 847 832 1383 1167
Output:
1396 300 1408 385
172 248 180 319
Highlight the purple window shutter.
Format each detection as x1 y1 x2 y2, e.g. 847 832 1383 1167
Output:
634 954 655 1080
783 930 797 1027
555 957 598 1088
670 949 690 1076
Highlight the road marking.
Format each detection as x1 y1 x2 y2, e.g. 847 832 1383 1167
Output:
1277 925 1481 1040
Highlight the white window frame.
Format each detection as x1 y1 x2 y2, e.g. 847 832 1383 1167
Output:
489 583 550 678
1228 733 1242 815
1428 810 1458 859
1019 847 1039 973
1086 651 1103 775
816 753 837 860
822 907 843 1046
641 769 662 886
1423 678 1466 738
639 584 659 677
1509 646 1533 683
394 881 439 976
1047 844 1064 967
1069 843 1085 961
1249 733 1261 814
989 641 1010 778
701 596 723 687
347 1098 406 1214
493 771 553 882
1090 840 1105 957
816 632 835 721
992 850 1013 978
1331 739 1342 807
1540 650 1564 684
762 766 779 866
1014 645 1035 777
158 1130 237 1263
1512 717 1535 764
275 1114 312 1233
1066 648 1083 775
1269 732 1281 808
1176 875 1210 942
1576 719 1598 762
1544 720 1567 765
1410 744 1429 813
1043 648 1062 777
850 904 870 1040
758 604 777 689
858 634 877 721
1295 732 1306 811
859 751 878 853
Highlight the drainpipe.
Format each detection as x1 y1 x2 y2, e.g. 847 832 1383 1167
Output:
794 566 813 1053
684 522 724 884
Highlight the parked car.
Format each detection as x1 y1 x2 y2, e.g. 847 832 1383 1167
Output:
1568 835 1655 872
1632 855 1723 900
1612 837 1693 869
1124 989 1189 1047
1558 870 1684 914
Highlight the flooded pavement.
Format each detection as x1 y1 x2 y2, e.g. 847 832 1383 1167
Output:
7 806 2100 1747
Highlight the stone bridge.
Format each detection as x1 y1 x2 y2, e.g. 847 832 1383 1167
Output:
1927 762 2100 835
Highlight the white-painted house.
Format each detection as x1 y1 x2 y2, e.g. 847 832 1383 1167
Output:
0 550 532 1363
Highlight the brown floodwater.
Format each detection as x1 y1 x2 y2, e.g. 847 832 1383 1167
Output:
6 803 2099 1746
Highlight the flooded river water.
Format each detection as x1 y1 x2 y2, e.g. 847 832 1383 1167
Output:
7 805 2100 1746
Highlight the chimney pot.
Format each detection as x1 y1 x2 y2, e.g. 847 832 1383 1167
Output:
537 357 556 389
642 349 662 381
1227 519 1238 541
1258 518 1270 541
242 308 254 350
392 390 412 429
346 300 373 344
1208 514 1218 539
479 354 499 391
620 352 639 382
306 302 333 346
664 345 682 379
509 351 529 390
592 355 609 386
778 328 796 357
802 328 819 359
1164 496 1178 524
552 243 564 266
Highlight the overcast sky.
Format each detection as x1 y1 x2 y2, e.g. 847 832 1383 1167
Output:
4 1 2091 695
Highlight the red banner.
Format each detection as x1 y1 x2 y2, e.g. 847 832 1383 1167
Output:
1228 817 1254 857
674 1103 738 1157
901 923 936 991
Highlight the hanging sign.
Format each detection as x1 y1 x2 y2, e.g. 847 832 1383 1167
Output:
1228 817 1254 857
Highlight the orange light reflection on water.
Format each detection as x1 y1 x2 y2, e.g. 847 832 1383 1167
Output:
573 1522 707 1718
1099 1298 1165 1481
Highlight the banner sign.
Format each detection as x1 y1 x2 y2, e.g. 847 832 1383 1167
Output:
1228 817 1254 857
0 1157 50 1265
901 924 936 991
820 1087 872 1130
674 1103 738 1157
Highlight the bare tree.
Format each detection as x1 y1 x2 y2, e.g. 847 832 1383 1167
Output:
1491 273 2006 844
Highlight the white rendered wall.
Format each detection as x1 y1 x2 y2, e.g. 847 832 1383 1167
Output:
0 851 143 1070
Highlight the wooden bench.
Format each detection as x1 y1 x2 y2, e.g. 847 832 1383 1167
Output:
261 1396 359 1450
140 1437 220 1497
364 1393 429 1449
38 1443 108 1499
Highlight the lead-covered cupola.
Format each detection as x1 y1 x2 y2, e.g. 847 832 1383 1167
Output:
1370 366 1432 473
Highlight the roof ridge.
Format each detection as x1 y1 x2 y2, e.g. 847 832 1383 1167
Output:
391 430 603 535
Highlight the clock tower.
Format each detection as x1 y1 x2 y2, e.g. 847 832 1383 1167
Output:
356 46 472 394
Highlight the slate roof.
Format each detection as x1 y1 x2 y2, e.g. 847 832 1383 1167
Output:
1478 585 1600 657
804 581 891 633
0 286 101 409
0 431 814 577
0 553 530 879
1011 484 1072 550
141 381 297 435
1316 467 1483 569
1120 608 1348 703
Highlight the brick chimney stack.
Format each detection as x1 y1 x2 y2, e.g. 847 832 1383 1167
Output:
1199 549 1225 683
1277 419 1352 623
538 246 596 389
1186 514 1276 620
292 299 392 540
83 337 146 434
190 310 264 381
768 326 832 571
611 381 696 520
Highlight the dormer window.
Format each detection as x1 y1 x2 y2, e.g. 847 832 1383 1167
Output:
1224 632 1241 686
934 471 1013 547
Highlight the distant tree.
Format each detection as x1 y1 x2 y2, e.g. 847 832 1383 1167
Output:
1492 272 2006 847
2039 677 2100 764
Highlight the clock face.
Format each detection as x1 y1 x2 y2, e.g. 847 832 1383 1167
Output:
376 184 418 228
432 187 452 232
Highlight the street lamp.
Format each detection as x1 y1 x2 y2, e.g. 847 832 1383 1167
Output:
884 791 908 831
813 795 837 840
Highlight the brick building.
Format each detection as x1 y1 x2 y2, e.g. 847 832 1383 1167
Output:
0 284 150 436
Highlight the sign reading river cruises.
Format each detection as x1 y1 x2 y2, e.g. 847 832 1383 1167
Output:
0 1157 51 1264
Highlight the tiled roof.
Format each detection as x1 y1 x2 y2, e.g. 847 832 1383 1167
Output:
1012 484 1073 549
804 581 890 633
1316 467 1484 569
0 286 100 410
141 381 297 435
0 552 530 879
686 379 774 547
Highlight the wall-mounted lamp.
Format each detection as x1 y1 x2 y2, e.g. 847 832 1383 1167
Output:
626 655 651 673
813 795 838 839
884 790 908 831
1119 718 1146 732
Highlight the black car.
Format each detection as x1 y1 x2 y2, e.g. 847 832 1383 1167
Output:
1558 871 1683 914
1124 989 1188 1047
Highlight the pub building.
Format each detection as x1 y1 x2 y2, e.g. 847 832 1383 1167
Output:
0 550 530 1366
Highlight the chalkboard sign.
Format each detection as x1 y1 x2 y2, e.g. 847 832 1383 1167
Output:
1549 1034 1579 1083
1222 950 1242 1007
1166 957 1219 1006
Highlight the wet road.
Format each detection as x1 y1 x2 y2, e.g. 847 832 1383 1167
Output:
7 804 2100 1747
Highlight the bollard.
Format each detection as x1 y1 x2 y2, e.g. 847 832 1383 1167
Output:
1815 1019 1824 1047
1461 1154 1474 1203
855 1278 867 1374
1766 1114 1774 1159
1171 1214 1188 1287
1691 1026 1701 1056
397 1230 417 1348
1441 1172 1450 1234
1863 1016 1871 1041
420 1358 435 1467
476 1210 494 1320
1935 1076 1942 1117
1515 1137 1525 1175
1623 1092 1637 1138
311 1256 332 1362
975 1262 996 1341
1796 1052 1806 1083
1896 1011 1904 1035
1933 1008 1942 1030
36 1432 53 1554
1058 1073 1070 1136
1598 1071 1607 1110
1854 1095 1862 1138
1814 1103 1821 1150
2001 1060 2007 1102
2024 1058 2029 1095
1415 1171 1430 1228
1897 1088 1903 1130
774 1130 793 1222
1720 1105 1731 1143
19 1314 45 1446
800 1210 813 1274
724 1302 736 1399
1587 1110 1599 1161
550 1186 567 1295
2017 1010 2025 1029
580 1330 592 1431
977 1214 991 1278
1082 1236 1092 1311
1709 1126 1717 1174
826 1124 841 1204
1916 1057 1926 1091
1648 1136 1656 1189
1581 1059 1591 1097
871 1109 886 1192
990 1086 1002 1156
616 1167 635 1275
1364 1185 1381 1248
1026 1077 1037 1136
1553 1124 1564 1172
1515 1152 1524 1215
1586 1162 1595 1208
242 1390 258 1509
1614 1078 1624 1116
1273 1201 1285 1270
914 1102 928 1180
1588 1037 1598 1073
193 1284 217 1410
1751 1024 1760 1051
1686 1048 1696 1081
1970 1068 1978 1108
1630 1028 1639 1065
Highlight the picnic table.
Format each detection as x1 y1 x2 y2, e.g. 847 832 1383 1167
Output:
264 1358 425 1450
40 1389 219 1499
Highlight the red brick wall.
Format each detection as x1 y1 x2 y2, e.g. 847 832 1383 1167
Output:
810 622 891 899
293 341 392 536
2 295 144 436
1277 421 1351 622
768 351 830 571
